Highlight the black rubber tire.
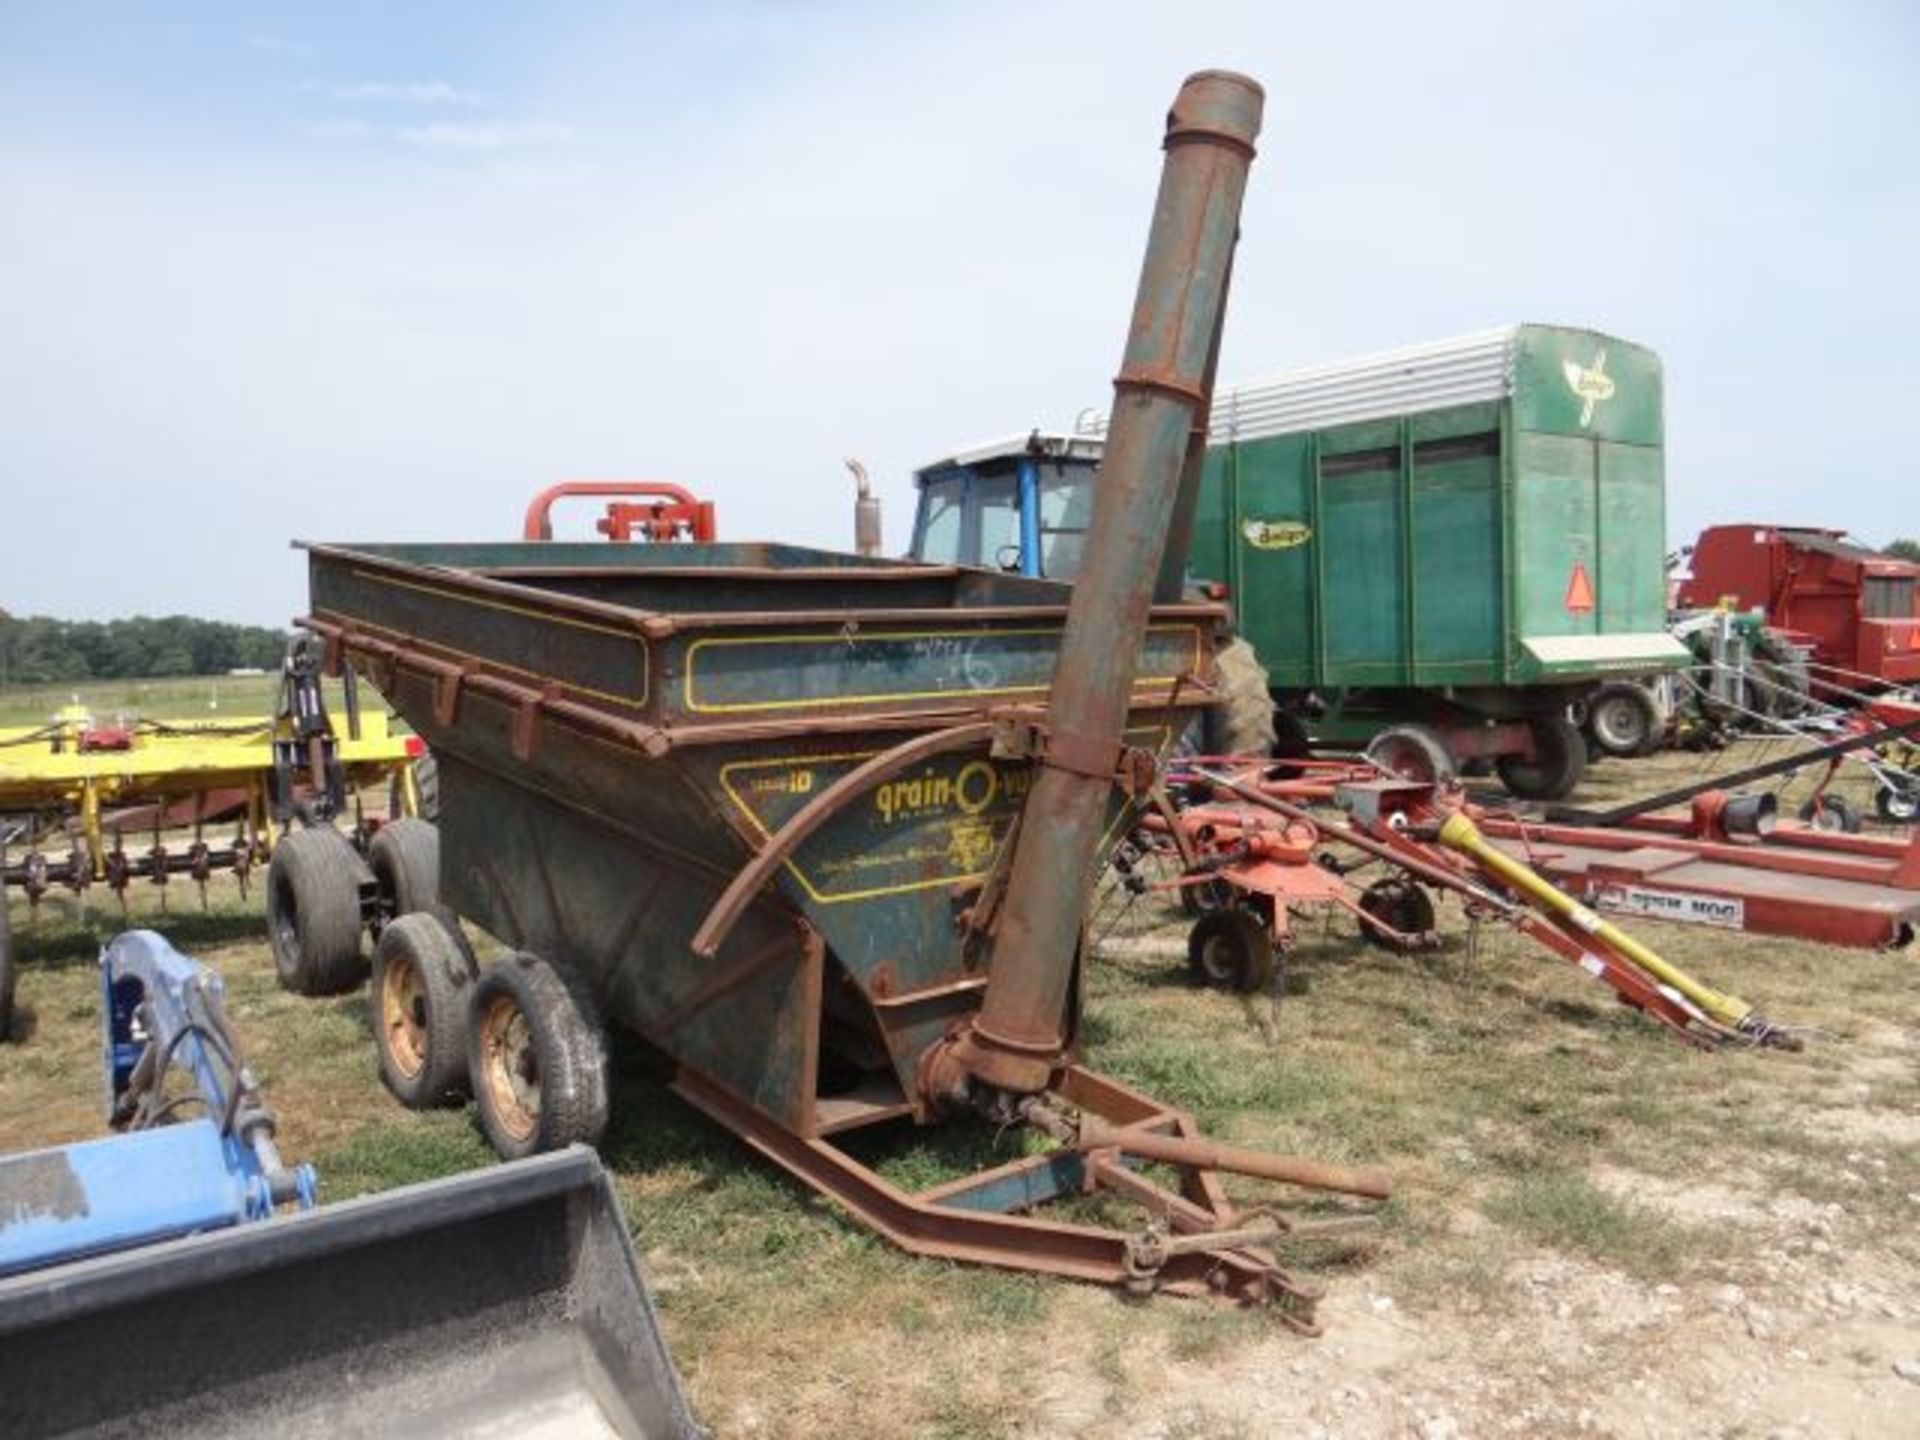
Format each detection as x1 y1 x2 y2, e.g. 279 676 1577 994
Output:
1586 683 1661 759
1202 637 1278 757
1272 711 1313 761
1357 878 1437 952
466 955 609 1160
1497 717 1587 801
372 913 477 1108
1875 781 1919 825
1365 724 1458 785
0 896 14 1042
412 751 441 824
266 827 368 996
1186 907 1276 993
369 817 439 921
1798 794 1863 834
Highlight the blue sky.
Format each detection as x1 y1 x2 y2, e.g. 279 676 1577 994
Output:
2 2 1915 625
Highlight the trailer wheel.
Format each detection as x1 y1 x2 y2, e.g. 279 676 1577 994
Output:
1203 637 1278 757
1798 794 1863 834
267 827 368 996
0 896 14 1042
1357 877 1436 952
373 913 476 1107
1186 907 1275 993
1497 717 1587 801
1365 724 1456 785
1587 683 1660 759
467 955 609 1160
369 817 439 923
1876 781 1919 825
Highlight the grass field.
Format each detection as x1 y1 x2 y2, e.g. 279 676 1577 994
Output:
0 673 290 727
2 745 1916 1437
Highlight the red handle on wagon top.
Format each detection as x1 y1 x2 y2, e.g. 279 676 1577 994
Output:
521 482 718 544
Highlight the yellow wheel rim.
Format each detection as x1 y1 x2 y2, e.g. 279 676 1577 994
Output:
479 993 540 1142
379 950 428 1080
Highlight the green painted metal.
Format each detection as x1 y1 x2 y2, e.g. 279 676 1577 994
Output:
302 541 1212 1137
1206 327 1677 690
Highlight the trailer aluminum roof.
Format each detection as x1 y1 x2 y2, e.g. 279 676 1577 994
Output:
1078 324 1609 445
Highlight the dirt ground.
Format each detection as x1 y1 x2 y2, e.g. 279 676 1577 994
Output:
2 743 1917 1438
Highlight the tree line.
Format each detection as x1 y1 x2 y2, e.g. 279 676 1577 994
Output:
0 612 291 687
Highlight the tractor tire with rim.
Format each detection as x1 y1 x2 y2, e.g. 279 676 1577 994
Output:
1365 724 1457 786
1186 907 1276 993
372 912 477 1108
467 954 609 1160
1496 717 1587 801
1876 780 1919 825
1586 682 1661 759
369 817 439 922
1202 637 1278 758
0 896 14 1042
266 826 368 997
1798 794 1863 834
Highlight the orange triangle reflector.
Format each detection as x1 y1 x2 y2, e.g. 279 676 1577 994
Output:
1565 560 1595 614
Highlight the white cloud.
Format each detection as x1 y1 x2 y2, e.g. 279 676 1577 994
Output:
302 119 574 154
306 80 483 107
396 121 574 153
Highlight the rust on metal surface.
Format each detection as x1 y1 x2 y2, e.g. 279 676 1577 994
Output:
690 721 995 959
941 69 1266 1099
673 1063 1328 1331
1078 1116 1393 1200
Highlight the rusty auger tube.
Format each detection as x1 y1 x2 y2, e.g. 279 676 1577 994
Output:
929 71 1265 1101
1078 1117 1393 1200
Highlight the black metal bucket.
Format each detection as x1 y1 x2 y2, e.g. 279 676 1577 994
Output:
0 1147 702 1438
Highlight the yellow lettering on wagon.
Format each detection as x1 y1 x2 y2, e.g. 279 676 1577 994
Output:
873 759 1029 824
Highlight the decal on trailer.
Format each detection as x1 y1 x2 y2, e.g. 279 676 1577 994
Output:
1564 560 1596 615
1561 349 1616 427
1593 882 1745 931
1241 519 1313 551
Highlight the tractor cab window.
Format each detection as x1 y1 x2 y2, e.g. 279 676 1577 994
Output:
975 473 1024 571
1037 464 1094 579
914 475 966 565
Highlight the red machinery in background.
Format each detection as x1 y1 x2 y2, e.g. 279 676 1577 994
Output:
522 482 718 544
1677 525 1920 688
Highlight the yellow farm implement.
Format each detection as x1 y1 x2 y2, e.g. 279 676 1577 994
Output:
0 641 424 1034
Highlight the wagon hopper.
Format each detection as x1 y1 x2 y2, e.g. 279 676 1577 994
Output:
294 72 1391 1325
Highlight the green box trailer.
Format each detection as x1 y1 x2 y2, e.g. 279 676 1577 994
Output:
908 324 1689 798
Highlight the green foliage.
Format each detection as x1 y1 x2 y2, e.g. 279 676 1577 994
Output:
1883 537 1920 563
1485 1169 1693 1277
0 613 289 687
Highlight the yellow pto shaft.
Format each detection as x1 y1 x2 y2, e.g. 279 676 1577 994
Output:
1437 811 1758 1031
